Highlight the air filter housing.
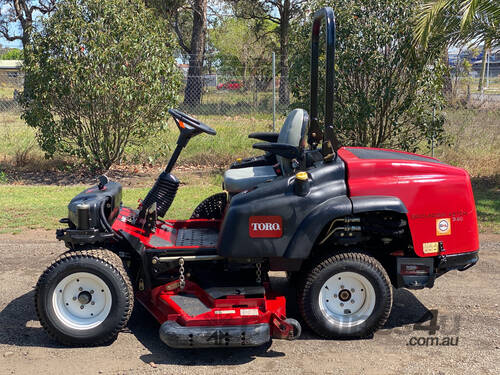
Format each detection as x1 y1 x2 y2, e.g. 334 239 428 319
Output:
141 172 179 217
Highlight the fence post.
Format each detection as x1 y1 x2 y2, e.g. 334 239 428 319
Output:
486 49 490 89
272 51 276 132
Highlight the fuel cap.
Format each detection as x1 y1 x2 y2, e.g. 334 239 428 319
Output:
295 171 308 181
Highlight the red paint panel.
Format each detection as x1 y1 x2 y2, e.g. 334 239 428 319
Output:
249 216 283 238
338 147 479 257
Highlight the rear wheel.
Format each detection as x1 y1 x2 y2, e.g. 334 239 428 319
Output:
297 251 392 338
35 249 133 346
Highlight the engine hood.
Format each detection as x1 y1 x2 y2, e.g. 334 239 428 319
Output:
337 147 461 186
337 147 479 257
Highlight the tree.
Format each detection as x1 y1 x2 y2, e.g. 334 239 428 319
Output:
0 0 57 48
21 0 181 171
289 0 446 151
230 0 305 107
211 18 277 78
414 0 500 92
146 0 208 106
184 0 207 106
0 48 23 59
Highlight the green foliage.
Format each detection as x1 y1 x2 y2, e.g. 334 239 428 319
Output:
0 170 8 184
211 18 277 77
289 0 446 151
414 0 500 49
21 0 181 171
0 49 23 60
0 183 220 233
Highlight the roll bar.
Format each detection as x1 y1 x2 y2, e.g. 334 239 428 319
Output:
308 7 340 156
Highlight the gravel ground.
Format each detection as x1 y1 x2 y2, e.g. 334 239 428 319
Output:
0 231 498 375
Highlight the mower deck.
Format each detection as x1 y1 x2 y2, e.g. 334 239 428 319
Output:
113 207 295 348
137 280 292 348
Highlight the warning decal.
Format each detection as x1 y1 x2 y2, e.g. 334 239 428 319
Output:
436 218 451 236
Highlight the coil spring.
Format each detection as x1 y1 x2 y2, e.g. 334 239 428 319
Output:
142 172 179 217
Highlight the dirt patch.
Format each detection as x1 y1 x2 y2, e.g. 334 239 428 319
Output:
2 163 223 187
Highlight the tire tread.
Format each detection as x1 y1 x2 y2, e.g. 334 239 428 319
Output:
35 248 134 346
297 250 393 338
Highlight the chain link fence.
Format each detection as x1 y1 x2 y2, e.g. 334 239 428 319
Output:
0 73 289 117
0 72 23 113
449 55 500 107
0 68 498 119
177 75 289 116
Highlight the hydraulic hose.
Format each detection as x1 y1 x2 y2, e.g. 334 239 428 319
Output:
99 199 123 240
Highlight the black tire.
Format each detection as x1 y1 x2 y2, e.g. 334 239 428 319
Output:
35 249 134 346
190 192 228 219
297 251 392 338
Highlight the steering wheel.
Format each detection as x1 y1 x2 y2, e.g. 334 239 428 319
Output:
168 109 216 136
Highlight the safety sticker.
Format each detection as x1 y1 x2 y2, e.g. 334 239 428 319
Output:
436 218 451 236
240 309 259 316
422 242 439 254
214 310 235 315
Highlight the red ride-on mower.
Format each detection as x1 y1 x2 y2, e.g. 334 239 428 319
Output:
35 7 479 348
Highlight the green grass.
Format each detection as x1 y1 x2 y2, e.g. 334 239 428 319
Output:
124 114 283 166
0 85 16 100
473 181 500 234
430 108 500 178
0 182 220 234
0 113 283 169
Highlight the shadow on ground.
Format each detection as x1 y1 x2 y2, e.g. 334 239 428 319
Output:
0 290 63 349
0 279 430 366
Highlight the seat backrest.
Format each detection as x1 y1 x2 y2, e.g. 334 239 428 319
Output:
277 109 308 174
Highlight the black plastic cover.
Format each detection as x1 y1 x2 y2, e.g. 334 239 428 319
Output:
248 132 279 143
67 182 122 230
351 196 407 214
217 157 348 259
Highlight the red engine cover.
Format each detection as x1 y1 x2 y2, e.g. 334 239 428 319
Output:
338 147 479 257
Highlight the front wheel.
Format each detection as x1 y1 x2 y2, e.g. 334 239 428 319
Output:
297 251 392 338
35 249 134 346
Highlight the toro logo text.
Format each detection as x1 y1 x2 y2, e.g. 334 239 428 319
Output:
249 216 283 238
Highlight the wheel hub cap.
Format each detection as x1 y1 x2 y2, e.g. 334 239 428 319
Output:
78 291 92 305
318 271 376 328
338 289 351 302
52 272 112 330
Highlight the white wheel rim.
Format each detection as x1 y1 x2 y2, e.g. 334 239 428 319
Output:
319 271 376 328
52 272 112 330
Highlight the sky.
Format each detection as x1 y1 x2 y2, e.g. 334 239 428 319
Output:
0 2 22 49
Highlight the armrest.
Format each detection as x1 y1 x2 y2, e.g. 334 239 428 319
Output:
252 142 300 160
248 132 279 143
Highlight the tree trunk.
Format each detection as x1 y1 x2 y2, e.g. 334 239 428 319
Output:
278 0 290 107
183 0 207 106
478 42 488 93
21 18 33 97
